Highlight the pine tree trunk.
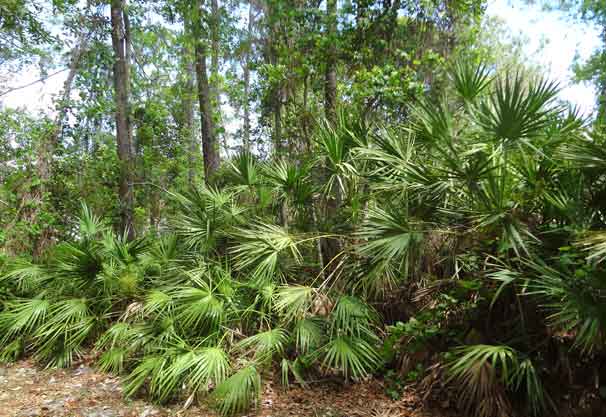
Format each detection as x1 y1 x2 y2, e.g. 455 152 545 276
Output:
194 0 219 182
110 0 135 240
182 16 198 184
210 0 227 154
322 0 341 272
265 1 283 156
600 25 606 124
324 0 337 124
242 2 253 152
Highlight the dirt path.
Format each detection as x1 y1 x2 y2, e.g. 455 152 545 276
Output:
0 361 448 417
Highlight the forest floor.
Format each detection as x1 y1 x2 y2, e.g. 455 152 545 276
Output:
0 360 453 417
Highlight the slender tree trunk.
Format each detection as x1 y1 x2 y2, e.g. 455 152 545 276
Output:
302 73 311 151
31 30 90 257
322 0 341 273
111 0 135 239
210 0 227 154
600 25 606 124
265 1 283 156
182 16 198 184
185 62 197 184
194 0 219 182
243 58 251 151
324 0 337 124
273 91 282 154
242 2 254 152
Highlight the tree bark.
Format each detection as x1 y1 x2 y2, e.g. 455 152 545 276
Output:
264 1 283 156
110 0 135 239
194 0 219 182
600 25 606 124
324 0 337 124
321 0 342 274
242 2 254 152
210 0 227 154
182 15 198 184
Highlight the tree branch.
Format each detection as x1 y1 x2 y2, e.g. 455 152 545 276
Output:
0 68 69 98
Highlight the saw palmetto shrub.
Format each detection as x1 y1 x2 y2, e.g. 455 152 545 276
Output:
2 63 606 416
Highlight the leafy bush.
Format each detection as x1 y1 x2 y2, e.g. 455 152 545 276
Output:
3 63 606 417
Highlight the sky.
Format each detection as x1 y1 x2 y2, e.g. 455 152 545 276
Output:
0 0 602 116
488 0 601 115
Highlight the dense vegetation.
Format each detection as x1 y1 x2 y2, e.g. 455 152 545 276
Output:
2 1 606 417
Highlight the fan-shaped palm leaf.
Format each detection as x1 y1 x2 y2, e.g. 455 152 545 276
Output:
0 298 50 342
474 73 561 144
172 286 224 332
451 60 492 102
212 365 261 416
322 335 381 379
293 317 324 354
33 298 96 367
237 328 288 361
231 222 304 284
274 285 315 322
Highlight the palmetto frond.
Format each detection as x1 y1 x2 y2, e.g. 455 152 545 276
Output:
447 344 515 417
123 355 167 399
0 298 50 342
231 222 305 284
331 295 377 338
98 347 127 374
0 338 24 363
145 346 230 402
143 289 174 317
293 317 325 354
322 335 381 379
171 286 225 332
448 344 517 385
357 204 424 264
274 285 315 322
558 131 606 170
33 298 97 367
78 202 106 241
451 60 492 103
212 365 261 416
448 344 548 417
237 327 289 361
0 260 47 293
228 151 260 187
139 234 179 276
171 186 244 251
49 242 105 289
185 346 230 392
411 97 455 145
474 73 561 145
96 322 138 350
262 159 313 213
577 232 606 264
315 115 361 199
511 358 550 416
526 259 606 352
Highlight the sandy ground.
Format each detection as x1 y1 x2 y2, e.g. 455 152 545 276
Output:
0 361 449 417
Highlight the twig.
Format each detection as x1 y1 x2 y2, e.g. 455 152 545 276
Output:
0 68 69 98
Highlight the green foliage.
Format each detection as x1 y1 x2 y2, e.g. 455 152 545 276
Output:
3 47 606 417
212 366 261 416
526 257 606 352
447 345 548 417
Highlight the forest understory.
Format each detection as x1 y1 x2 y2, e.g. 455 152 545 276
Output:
0 358 604 417
3 1 606 417
0 359 440 417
